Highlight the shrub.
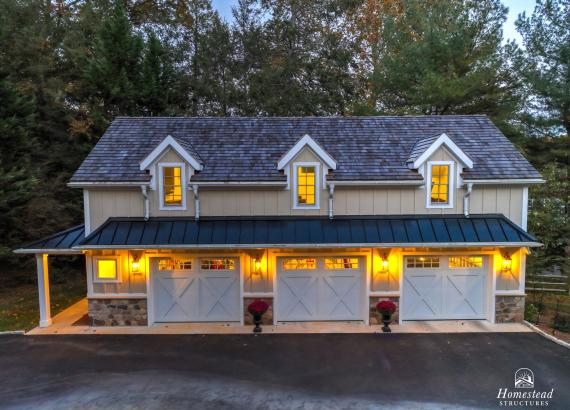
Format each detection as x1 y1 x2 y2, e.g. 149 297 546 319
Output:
525 303 539 323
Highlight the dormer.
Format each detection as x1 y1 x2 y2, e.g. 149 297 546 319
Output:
139 135 203 211
277 134 337 210
407 133 473 209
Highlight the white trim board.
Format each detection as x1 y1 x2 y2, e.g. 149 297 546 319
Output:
158 162 187 211
277 134 337 170
140 135 203 171
426 160 455 209
292 161 321 210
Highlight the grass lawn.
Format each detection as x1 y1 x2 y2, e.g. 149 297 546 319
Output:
0 273 85 332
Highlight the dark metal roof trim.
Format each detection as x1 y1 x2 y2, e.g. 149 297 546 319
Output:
78 215 539 248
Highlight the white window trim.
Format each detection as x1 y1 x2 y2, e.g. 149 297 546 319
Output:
158 162 187 211
93 255 121 283
426 160 455 209
293 161 320 210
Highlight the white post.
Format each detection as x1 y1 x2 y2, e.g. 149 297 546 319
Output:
36 253 52 327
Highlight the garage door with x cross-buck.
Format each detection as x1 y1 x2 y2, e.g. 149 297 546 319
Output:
152 256 240 323
276 256 365 322
402 255 488 321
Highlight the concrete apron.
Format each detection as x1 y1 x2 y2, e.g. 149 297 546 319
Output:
27 298 531 336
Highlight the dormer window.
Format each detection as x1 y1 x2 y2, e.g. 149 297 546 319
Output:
159 163 186 210
294 162 320 209
427 161 454 208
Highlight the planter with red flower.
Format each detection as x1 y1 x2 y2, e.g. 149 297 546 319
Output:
247 299 270 333
376 300 397 332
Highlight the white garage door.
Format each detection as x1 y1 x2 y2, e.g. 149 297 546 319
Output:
152 256 240 322
276 256 365 321
402 256 487 320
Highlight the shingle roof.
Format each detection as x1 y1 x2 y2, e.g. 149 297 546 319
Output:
79 215 539 248
171 135 203 165
406 134 441 164
70 116 541 183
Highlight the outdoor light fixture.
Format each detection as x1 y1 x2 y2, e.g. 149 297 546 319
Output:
131 252 143 274
380 256 390 273
501 253 512 273
252 254 263 276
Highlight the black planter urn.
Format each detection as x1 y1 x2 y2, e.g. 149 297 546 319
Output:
381 313 392 333
253 313 263 333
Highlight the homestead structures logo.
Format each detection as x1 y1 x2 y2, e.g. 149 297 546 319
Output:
497 368 554 407
515 368 534 389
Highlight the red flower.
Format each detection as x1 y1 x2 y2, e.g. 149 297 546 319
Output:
248 300 269 315
376 300 397 314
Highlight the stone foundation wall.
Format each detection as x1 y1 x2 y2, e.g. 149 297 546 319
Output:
495 295 525 323
88 298 148 326
243 297 274 325
369 296 399 325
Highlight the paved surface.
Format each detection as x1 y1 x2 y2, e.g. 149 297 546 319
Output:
0 333 568 409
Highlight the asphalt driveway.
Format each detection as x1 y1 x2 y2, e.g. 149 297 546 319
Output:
0 333 568 409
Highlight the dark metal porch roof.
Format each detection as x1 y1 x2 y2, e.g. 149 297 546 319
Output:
78 215 540 249
14 225 85 254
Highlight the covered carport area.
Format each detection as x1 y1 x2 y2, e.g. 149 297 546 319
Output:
13 225 85 327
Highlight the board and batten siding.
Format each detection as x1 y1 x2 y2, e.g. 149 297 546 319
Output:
85 145 526 230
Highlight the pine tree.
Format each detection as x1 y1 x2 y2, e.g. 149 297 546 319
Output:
516 0 570 135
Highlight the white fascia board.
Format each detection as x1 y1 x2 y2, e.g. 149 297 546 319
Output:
328 180 423 186
140 135 203 171
68 181 150 188
13 248 82 254
192 181 288 187
462 178 545 185
413 133 474 169
75 241 542 250
277 134 337 170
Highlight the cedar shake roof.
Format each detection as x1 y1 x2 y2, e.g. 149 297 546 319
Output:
70 115 541 183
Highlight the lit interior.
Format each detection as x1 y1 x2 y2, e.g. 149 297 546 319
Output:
163 166 182 205
297 166 316 205
97 259 117 279
430 164 449 204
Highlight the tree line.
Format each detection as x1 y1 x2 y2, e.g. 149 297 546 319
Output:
0 0 568 281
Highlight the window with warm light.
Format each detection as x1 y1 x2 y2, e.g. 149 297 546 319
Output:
296 165 316 206
282 258 317 270
96 259 118 280
449 256 483 269
325 257 359 269
162 166 183 206
430 164 449 204
406 256 440 268
201 258 235 270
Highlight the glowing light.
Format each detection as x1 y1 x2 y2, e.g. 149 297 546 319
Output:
97 259 117 279
131 261 141 273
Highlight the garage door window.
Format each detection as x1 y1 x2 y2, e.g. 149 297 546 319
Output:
158 259 192 271
406 256 440 268
325 257 359 269
282 258 316 270
201 258 235 270
449 256 483 269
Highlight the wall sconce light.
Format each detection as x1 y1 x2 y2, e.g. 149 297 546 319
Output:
252 253 264 276
131 252 142 274
379 255 390 273
501 253 512 273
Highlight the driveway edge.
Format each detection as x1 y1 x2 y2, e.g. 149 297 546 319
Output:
524 320 570 349
0 331 25 336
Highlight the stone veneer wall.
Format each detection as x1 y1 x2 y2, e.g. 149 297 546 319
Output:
369 296 399 324
88 298 148 326
243 297 274 325
495 295 525 323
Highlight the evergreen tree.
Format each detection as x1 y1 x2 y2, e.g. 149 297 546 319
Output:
368 0 521 125
516 0 570 135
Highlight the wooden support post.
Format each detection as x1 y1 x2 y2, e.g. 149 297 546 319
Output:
35 253 52 327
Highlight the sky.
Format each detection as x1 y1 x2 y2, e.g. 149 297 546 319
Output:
211 0 537 44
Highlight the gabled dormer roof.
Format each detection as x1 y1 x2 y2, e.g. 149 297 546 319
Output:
407 133 473 169
139 135 203 171
277 134 337 170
